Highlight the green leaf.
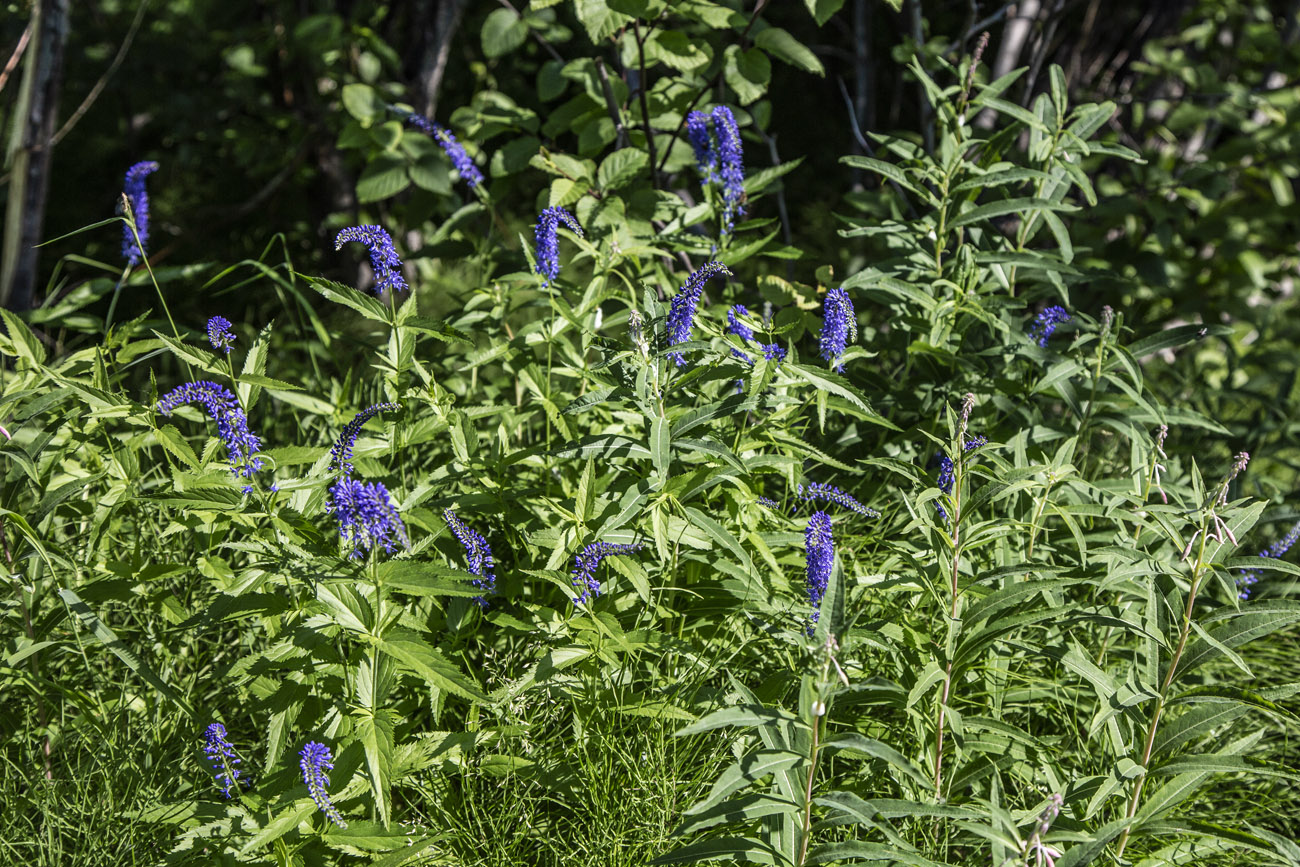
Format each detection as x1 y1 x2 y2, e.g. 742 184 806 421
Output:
598 147 649 191
785 364 899 428
803 0 846 26
300 273 391 322
355 709 395 827
685 750 804 816
646 29 713 72
724 45 771 105
377 632 489 702
823 733 930 789
754 28 824 76
654 836 785 865
948 197 1078 229
1128 323 1231 358
650 415 670 482
676 705 802 736
356 154 411 203
0 309 47 365
341 82 384 125
807 842 951 867
481 7 528 58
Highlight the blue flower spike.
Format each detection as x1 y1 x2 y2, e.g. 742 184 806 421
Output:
571 541 643 604
335 225 408 296
818 287 856 373
405 114 484 189
804 511 834 625
327 477 409 558
202 723 244 798
300 741 347 828
157 382 264 480
534 206 583 287
666 261 731 366
206 316 235 354
122 160 159 266
1029 306 1071 347
443 509 497 606
329 403 400 477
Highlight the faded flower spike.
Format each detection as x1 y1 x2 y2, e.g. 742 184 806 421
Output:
818 287 856 372
300 741 347 828
443 509 496 606
328 477 410 557
157 381 264 479
405 114 483 189
1238 519 1300 600
122 160 159 266
1029 306 1070 347
202 723 243 798
666 261 731 366
335 225 408 296
686 106 746 235
329 403 400 477
571 541 643 604
534 206 583 286
799 482 878 517
934 434 987 521
206 316 235 354
804 511 834 624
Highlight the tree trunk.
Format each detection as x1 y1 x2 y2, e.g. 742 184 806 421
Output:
1 0 69 311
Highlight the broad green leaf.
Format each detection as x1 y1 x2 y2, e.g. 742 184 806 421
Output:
377 632 489 702
481 7 528 58
754 28 824 76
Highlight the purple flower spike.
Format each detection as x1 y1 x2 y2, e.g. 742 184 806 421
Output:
300 741 346 828
207 316 235 354
406 114 483 189
798 482 878 517
666 261 731 366
157 381 264 479
122 160 160 266
1029 306 1071 347
327 477 409 557
934 434 987 521
686 107 746 236
571 541 643 603
329 403 400 477
443 509 496 606
534 206 583 286
202 723 244 798
818 287 856 373
335 225 408 296
804 511 834 624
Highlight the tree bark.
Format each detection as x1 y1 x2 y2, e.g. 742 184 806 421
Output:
1 0 69 310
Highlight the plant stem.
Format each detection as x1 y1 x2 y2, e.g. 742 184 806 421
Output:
796 710 822 867
1113 523 1210 859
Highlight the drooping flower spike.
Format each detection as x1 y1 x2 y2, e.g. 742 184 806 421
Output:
300 741 347 828
202 723 244 798
1238 519 1300 600
804 511 834 624
157 381 264 480
818 287 856 373
329 403 400 477
207 316 235 354
726 303 785 368
798 482 878 517
666 261 732 366
443 509 496 606
327 477 410 557
533 206 583 286
1029 306 1070 347
122 160 160 265
405 114 483 189
335 225 408 296
571 541 643 604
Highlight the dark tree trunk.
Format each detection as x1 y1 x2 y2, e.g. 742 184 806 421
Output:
1 0 69 311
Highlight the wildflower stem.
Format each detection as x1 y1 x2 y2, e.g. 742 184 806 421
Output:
933 439 966 801
632 22 660 189
1114 520 1211 859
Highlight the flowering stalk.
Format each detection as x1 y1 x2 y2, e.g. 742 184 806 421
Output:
1238 519 1300 600
533 206 583 287
202 723 244 798
443 509 496 606
404 113 483 189
157 381 264 482
122 160 159 266
329 403 400 477
685 105 746 236
1028 306 1070 347
206 316 235 354
571 541 643 603
335 225 408 296
300 741 347 828
327 477 409 558
666 261 731 366
804 511 834 626
818 288 856 372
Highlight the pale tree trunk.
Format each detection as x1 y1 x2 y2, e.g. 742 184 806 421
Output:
1 0 69 311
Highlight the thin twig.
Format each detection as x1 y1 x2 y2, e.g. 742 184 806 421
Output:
496 0 564 63
0 22 32 94
632 21 659 188
594 58 630 149
51 0 150 147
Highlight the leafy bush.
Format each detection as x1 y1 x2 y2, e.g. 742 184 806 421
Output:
2 2 1298 866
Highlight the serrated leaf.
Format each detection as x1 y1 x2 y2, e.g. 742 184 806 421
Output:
597 147 649 191
377 632 489 702
481 7 528 58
